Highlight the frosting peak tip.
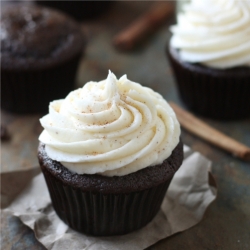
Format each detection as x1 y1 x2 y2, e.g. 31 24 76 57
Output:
119 74 127 82
107 70 117 80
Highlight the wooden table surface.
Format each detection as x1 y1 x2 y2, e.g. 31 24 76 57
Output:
1 2 250 250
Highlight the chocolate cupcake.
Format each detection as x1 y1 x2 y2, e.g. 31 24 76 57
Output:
38 71 183 236
168 0 250 120
37 1 114 20
1 4 86 113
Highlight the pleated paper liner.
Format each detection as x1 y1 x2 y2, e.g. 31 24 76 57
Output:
42 170 170 236
1 54 81 114
167 46 250 120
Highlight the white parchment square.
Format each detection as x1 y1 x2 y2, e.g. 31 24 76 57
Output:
2 146 216 250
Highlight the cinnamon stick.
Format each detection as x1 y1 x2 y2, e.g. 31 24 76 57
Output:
169 102 250 161
113 2 175 51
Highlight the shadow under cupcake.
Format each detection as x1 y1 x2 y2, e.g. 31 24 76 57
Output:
36 1 115 20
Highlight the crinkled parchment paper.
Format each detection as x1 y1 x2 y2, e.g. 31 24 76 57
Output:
1 146 217 250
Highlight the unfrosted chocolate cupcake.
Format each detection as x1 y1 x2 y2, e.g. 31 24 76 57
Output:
38 72 183 236
168 0 250 120
1 4 86 113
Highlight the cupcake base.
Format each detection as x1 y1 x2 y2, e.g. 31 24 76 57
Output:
1 54 81 114
168 46 250 120
38 141 183 236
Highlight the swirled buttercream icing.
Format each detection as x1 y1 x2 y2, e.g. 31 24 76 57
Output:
39 71 180 176
170 0 250 69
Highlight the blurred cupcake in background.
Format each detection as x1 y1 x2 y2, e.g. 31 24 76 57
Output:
167 0 250 120
1 4 86 113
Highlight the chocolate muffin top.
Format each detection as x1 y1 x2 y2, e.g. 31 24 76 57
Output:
38 140 183 194
1 4 85 71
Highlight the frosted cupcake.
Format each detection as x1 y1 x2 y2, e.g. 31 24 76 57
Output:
38 71 183 236
168 0 250 119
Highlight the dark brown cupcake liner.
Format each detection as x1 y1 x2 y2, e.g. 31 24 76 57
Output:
38 141 183 236
1 54 82 114
42 166 171 236
167 46 250 120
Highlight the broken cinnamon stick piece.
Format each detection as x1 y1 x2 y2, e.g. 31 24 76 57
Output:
169 102 250 161
113 2 175 51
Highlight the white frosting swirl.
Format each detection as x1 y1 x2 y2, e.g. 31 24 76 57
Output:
170 0 250 69
39 71 180 176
